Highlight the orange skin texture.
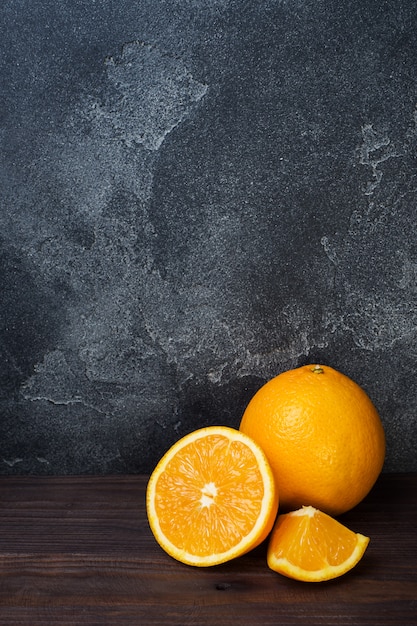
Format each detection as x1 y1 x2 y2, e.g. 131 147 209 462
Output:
240 364 386 516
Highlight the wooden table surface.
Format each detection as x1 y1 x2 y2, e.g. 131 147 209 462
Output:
0 473 415 625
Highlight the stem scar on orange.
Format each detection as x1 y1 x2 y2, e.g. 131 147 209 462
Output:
146 426 279 566
239 364 386 516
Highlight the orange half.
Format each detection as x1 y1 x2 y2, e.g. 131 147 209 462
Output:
267 506 370 582
146 426 278 566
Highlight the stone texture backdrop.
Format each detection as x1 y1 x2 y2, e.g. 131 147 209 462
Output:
1 0 416 474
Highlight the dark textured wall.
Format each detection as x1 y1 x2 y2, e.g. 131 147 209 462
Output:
1 0 416 475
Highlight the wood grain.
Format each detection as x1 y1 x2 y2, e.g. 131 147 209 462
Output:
0 474 416 625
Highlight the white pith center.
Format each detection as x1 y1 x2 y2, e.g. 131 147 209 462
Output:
291 505 317 517
200 481 218 508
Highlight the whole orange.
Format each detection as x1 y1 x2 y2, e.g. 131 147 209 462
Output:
239 364 385 516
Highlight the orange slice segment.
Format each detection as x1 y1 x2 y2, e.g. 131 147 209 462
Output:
267 505 370 582
146 426 278 566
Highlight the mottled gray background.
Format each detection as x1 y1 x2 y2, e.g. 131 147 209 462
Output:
1 0 416 475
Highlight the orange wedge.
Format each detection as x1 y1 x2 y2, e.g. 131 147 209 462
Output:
146 426 278 566
267 506 370 582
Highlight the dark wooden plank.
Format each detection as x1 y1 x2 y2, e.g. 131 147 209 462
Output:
0 474 416 625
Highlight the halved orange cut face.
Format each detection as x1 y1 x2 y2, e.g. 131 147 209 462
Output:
267 505 370 582
146 426 278 566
